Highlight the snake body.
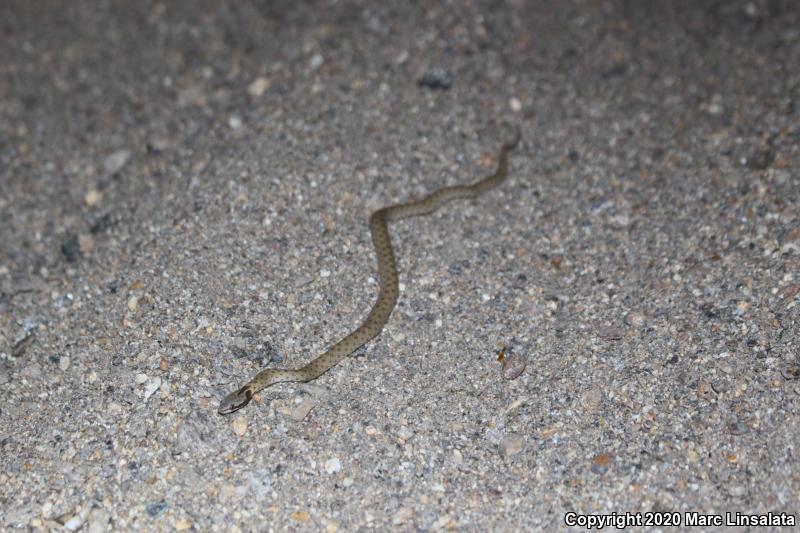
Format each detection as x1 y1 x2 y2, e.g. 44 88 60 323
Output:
218 127 520 415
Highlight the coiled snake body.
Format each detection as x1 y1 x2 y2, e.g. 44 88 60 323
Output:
218 127 520 414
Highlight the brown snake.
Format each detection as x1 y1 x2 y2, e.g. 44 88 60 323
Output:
218 126 520 415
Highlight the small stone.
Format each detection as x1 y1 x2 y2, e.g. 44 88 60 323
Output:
599 328 623 341
135 373 148 385
706 94 724 116
228 115 242 129
84 189 103 206
145 501 169 518
501 352 526 380
232 416 248 436
509 97 522 112
591 452 614 474
324 457 341 474
341 477 353 488
248 77 270 97
417 68 452 90
127 296 139 311
499 434 523 457
291 510 310 523
452 449 463 464
290 396 316 421
64 514 85 532
143 377 161 401
309 53 324 70
58 356 70 372
174 518 191 531
624 312 646 327
104 149 131 174
61 233 80 262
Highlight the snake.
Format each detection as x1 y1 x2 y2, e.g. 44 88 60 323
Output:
218 125 521 415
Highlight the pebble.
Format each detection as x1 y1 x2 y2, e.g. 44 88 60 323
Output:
64 514 85 531
309 53 324 70
64 507 90 531
145 501 169 518
396 426 413 441
501 352 526 380
84 189 103 206
324 457 341 474
248 77 270 97
103 149 131 174
509 97 522 112
591 452 614 474
135 373 148 385
61 233 80 262
417 68 452 90
143 376 161 400
499 434 524 457
290 396 316 421
232 416 248 436
228 115 242 129
58 355 71 371
623 312 646 327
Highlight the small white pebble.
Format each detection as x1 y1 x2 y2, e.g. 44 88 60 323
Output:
320 269 331 278
143 377 162 401
499 434 524 457
228 115 242 129
104 149 131 174
127 296 138 311
135 373 148 385
84 189 103 206
324 457 341 474
509 97 522 112
64 510 88 532
290 396 316 421
248 77 270 97
452 449 463 464
232 416 248 436
309 53 324 70
58 356 71 372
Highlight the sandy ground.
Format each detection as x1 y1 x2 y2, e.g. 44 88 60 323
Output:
1 1 799 531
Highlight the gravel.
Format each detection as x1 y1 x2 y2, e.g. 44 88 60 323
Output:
1 0 798 531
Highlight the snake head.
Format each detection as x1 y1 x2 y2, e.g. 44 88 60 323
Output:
218 385 253 415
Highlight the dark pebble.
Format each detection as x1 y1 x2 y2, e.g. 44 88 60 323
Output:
61 233 80 262
145 501 169 518
417 68 452 90
90 213 113 234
